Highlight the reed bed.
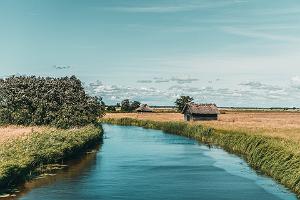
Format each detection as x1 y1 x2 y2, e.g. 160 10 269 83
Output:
0 125 102 191
101 118 300 196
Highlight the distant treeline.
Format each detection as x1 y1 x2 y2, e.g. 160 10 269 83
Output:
0 76 105 128
106 99 141 112
105 96 193 113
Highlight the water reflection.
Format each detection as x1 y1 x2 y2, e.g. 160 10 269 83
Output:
15 125 298 200
22 146 100 191
2 141 103 200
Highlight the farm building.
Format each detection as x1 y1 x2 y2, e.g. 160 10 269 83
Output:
136 104 153 112
181 103 220 121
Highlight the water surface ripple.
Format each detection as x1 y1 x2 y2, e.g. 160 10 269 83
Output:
19 124 297 200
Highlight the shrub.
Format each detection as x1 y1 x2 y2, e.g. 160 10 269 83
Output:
0 76 105 128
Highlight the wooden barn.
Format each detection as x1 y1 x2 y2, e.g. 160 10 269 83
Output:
136 104 153 112
181 103 220 121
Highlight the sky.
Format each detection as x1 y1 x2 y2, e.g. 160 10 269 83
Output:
1 0 300 107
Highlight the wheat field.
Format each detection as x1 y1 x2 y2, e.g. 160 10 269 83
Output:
0 126 48 143
104 112 300 142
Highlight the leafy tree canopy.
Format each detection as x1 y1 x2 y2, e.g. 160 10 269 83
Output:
0 75 105 128
175 96 194 112
106 105 117 112
131 101 141 110
120 99 141 112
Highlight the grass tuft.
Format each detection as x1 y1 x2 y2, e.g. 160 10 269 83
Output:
0 124 102 191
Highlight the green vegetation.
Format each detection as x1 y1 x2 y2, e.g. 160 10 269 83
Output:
0 76 105 128
0 125 102 191
101 118 300 196
175 96 194 112
120 99 141 112
0 76 105 193
106 105 117 112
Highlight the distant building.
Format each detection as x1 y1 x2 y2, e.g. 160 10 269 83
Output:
181 103 220 121
136 104 153 112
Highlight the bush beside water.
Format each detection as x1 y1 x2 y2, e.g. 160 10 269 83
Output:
0 125 102 191
101 118 300 195
0 76 105 128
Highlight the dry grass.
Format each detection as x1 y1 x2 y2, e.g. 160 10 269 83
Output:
0 125 102 191
104 111 300 142
0 126 50 143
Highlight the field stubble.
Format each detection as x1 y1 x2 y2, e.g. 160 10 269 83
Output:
104 112 300 143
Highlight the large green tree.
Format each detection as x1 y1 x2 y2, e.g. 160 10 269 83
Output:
131 101 141 110
0 75 105 128
106 105 116 112
175 96 194 112
121 99 131 112
120 99 141 112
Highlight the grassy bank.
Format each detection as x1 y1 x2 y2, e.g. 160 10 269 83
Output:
104 112 300 142
101 118 300 196
0 124 102 192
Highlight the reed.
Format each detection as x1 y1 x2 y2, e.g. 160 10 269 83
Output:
101 118 300 195
0 124 103 191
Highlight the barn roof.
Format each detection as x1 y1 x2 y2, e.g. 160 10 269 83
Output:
136 104 153 112
181 103 220 115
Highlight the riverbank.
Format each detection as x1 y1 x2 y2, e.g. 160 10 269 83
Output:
101 118 300 196
19 124 297 199
0 126 54 144
0 124 103 194
104 112 300 143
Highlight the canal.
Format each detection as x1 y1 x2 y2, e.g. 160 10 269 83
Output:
18 124 297 200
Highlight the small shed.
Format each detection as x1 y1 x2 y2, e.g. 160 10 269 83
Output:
181 103 220 121
136 104 153 112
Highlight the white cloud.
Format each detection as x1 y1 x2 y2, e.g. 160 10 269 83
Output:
154 79 170 83
239 81 282 90
52 65 71 70
145 53 300 76
138 77 199 84
85 79 300 107
233 0 248 3
110 5 199 13
291 76 300 89
137 80 152 83
255 7 300 16
86 81 165 104
222 27 300 43
170 77 199 84
105 0 247 13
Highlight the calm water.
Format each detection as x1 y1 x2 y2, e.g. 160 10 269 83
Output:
18 124 297 200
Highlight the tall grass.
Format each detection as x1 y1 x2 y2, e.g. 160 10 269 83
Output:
0 124 102 191
101 118 300 195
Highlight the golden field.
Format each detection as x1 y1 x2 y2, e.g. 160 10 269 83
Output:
0 126 51 143
3 110 300 143
104 111 300 143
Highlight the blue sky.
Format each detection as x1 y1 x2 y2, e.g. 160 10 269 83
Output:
1 0 300 106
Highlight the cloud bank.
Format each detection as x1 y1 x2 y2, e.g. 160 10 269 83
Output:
86 77 300 107
137 77 199 84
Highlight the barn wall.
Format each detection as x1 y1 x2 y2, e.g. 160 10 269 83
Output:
191 114 218 121
184 113 218 121
184 113 192 121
